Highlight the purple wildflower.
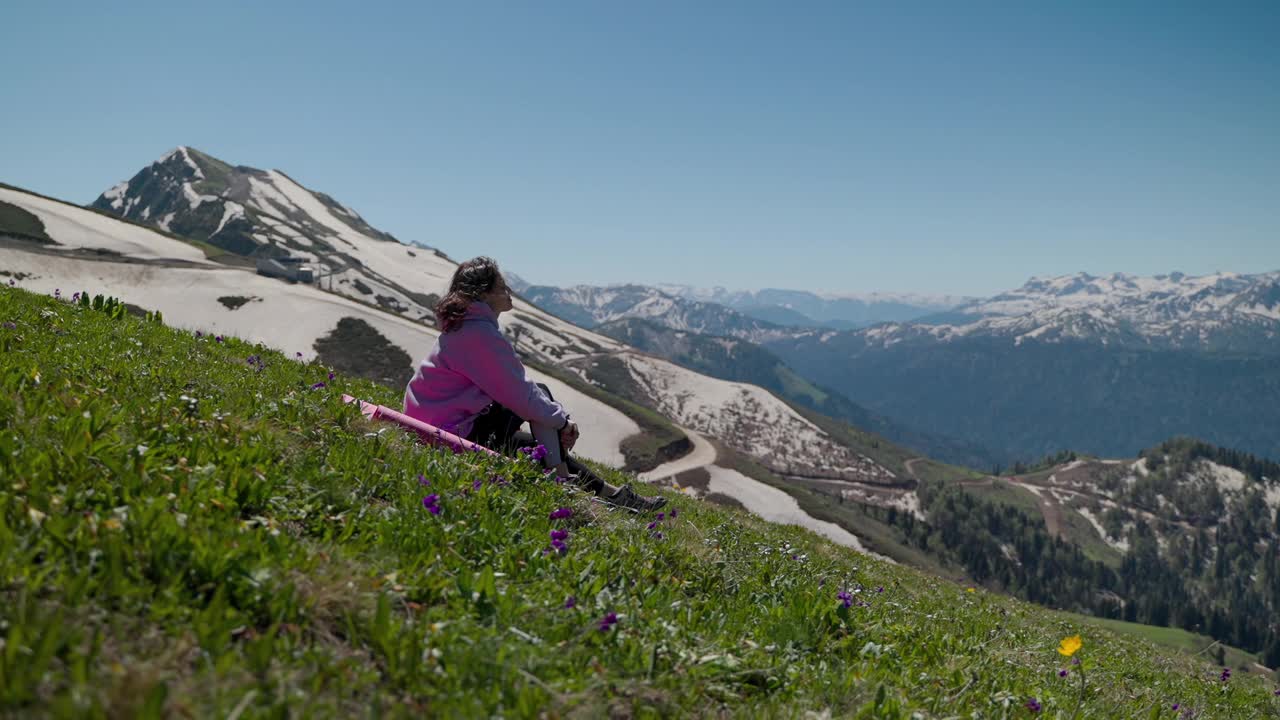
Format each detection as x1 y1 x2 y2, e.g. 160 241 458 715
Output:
1058 669 1069 678
1274 688 1280 696
418 474 430 486
519 444 548 461
545 528 570 555
2 322 15 330
310 381 326 390
215 335 224 343
1072 657 1081 666
328 371 335 380
652 531 663 540
7 279 14 286
549 507 573 520
195 330 203 338
54 288 60 298
655 512 665 521
837 590 853 608
669 507 677 519
646 521 657 530
296 352 303 358
1172 704 1180 711
422 494 441 515
72 292 80 302
598 612 618 632
564 596 576 609
472 478 483 490
1025 698 1041 713
1220 667 1230 683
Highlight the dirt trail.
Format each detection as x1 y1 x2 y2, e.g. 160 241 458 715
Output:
908 456 1062 536
1009 479 1065 537
638 427 717 483
904 457 925 481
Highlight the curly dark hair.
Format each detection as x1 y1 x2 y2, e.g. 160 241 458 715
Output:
436 256 503 332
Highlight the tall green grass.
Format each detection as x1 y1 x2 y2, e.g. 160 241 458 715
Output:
1 285 1277 718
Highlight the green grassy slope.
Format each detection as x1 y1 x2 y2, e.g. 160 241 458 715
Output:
1070 616 1263 677
2 286 1278 718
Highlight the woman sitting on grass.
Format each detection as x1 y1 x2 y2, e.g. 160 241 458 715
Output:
404 256 666 513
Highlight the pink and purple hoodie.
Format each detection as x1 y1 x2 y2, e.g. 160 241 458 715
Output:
403 301 567 439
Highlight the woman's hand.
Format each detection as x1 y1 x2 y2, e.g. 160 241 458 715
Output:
560 421 580 452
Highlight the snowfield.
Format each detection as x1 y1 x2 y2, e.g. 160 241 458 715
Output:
1075 505 1130 554
704 463 879 556
0 187 212 264
639 428 883 558
522 368 636 468
621 354 897 483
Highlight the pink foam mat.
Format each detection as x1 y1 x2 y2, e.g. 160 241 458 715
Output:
342 394 500 458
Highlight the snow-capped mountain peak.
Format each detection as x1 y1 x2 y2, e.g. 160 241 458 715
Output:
88 147 621 366
865 269 1280 352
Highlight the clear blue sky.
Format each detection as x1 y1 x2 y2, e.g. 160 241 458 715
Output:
3 1 1277 296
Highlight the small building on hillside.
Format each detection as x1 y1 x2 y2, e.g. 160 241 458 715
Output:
255 255 314 283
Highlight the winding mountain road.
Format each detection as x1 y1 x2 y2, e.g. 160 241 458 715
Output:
639 426 884 558
638 429 717 484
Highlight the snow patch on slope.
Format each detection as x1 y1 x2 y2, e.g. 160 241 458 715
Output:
1075 506 1130 553
704 464 877 555
622 354 896 482
212 202 245 237
0 187 209 264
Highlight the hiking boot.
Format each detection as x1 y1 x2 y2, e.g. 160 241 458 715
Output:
606 484 667 513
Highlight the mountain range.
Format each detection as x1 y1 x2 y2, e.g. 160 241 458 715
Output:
519 272 1280 465
654 284 969 330
4 146 1280 670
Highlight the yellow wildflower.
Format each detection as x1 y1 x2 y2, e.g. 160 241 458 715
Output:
966 587 976 593
1058 634 1083 657
103 517 123 531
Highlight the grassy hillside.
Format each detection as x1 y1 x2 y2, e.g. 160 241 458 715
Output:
1074 616 1262 675
2 285 1278 718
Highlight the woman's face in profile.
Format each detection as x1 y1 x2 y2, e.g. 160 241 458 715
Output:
482 274 515 314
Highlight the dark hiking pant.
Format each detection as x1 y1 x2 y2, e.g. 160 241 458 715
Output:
466 383 607 494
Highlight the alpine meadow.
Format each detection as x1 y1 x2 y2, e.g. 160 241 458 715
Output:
3 285 1279 717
